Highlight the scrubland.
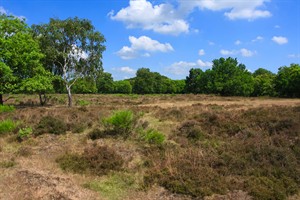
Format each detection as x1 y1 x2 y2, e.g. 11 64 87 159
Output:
0 94 300 200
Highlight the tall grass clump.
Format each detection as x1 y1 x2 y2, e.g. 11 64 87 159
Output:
0 119 16 135
140 129 165 145
103 110 135 139
0 105 15 113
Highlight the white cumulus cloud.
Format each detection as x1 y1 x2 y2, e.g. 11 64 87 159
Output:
197 59 212 67
272 36 288 45
117 36 173 60
179 0 272 20
252 36 264 42
110 0 272 35
220 48 256 57
167 59 211 76
198 49 205 56
110 0 189 35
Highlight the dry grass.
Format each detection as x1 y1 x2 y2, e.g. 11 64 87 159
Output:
0 94 299 199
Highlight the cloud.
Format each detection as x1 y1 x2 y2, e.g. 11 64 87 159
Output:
119 66 136 74
272 36 288 45
235 40 242 45
110 0 189 35
220 48 256 57
198 49 205 56
166 61 197 75
0 6 7 15
197 59 212 67
167 59 211 75
117 36 174 59
111 0 272 35
220 49 237 56
252 36 264 42
179 0 272 20
0 6 26 20
274 25 280 29
288 54 300 58
240 48 255 57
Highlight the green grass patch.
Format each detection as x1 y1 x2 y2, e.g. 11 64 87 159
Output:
83 173 137 200
0 105 15 113
0 119 17 135
140 129 165 145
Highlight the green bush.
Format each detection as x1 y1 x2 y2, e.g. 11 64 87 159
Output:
34 116 67 135
76 99 90 106
0 119 16 135
0 105 15 113
140 129 165 145
103 110 135 139
18 127 32 140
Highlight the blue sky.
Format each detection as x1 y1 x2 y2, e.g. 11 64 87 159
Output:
1 0 300 80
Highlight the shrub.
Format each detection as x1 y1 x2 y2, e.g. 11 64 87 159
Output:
57 153 90 174
0 119 16 135
34 116 67 135
140 129 165 145
0 105 15 113
87 128 106 140
57 145 124 176
18 127 32 140
76 99 90 106
103 110 135 139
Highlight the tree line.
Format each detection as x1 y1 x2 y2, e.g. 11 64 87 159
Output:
1 15 299 107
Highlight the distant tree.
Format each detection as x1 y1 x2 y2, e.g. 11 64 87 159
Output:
252 68 276 97
32 17 106 106
210 57 254 96
275 63 300 97
96 72 114 94
0 14 44 104
185 68 204 93
253 68 274 77
72 76 97 94
173 80 186 94
19 66 54 105
114 80 132 94
133 68 155 94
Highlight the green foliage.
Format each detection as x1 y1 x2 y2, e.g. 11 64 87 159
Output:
32 17 106 106
0 119 16 135
19 66 54 105
34 116 67 135
57 145 124 176
96 72 114 93
140 129 165 145
0 15 44 104
0 104 15 113
18 127 33 139
275 63 300 97
113 80 132 94
185 58 255 96
252 73 276 96
72 77 97 94
103 110 135 138
76 99 90 106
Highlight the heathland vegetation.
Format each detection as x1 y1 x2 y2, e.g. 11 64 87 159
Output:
1 14 300 200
